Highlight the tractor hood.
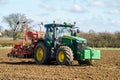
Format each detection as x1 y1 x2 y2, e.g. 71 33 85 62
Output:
62 36 87 43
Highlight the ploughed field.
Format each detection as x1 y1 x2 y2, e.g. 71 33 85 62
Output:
0 48 120 80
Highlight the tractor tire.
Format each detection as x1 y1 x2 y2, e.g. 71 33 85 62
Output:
78 60 85 64
78 60 94 65
56 46 73 66
34 42 49 64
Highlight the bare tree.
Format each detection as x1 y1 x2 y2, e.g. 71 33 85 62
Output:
3 13 33 40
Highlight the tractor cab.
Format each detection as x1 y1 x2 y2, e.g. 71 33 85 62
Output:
44 23 82 46
44 23 87 49
45 23 73 39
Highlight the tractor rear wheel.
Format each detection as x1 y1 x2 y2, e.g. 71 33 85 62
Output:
34 42 49 64
56 46 73 66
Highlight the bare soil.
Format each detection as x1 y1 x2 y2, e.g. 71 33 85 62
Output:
0 49 120 80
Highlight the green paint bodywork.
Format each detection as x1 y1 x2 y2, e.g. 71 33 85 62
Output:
62 36 87 42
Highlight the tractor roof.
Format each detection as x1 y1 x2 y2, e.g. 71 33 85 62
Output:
45 23 74 28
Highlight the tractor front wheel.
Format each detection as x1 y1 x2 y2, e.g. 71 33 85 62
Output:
56 46 73 66
34 42 49 64
78 60 94 65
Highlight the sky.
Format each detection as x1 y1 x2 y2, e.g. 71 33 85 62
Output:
0 0 120 32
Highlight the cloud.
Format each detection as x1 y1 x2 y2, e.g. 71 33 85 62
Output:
40 13 49 16
108 9 120 14
92 1 104 7
63 4 85 13
39 4 56 11
111 19 120 24
110 0 120 7
38 4 55 16
0 0 8 5
73 5 83 12
111 2 119 7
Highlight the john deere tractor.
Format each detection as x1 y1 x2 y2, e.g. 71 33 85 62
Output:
34 22 100 65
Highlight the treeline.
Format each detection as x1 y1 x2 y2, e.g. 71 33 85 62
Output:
78 31 120 48
1 29 120 48
1 29 22 39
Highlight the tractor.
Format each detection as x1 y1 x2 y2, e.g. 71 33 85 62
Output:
8 21 100 65
34 22 100 65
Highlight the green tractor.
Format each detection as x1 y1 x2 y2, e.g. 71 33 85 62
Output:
34 22 100 65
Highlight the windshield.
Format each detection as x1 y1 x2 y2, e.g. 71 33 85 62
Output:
56 27 71 38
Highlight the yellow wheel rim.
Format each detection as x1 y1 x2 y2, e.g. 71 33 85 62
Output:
36 48 44 61
58 51 65 62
